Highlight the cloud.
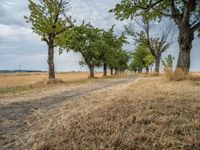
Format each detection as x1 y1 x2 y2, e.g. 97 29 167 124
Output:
0 0 128 71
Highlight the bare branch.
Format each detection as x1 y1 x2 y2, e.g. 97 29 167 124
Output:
190 21 200 33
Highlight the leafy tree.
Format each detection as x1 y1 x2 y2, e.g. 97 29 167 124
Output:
94 26 127 76
25 0 73 79
102 29 126 75
110 0 200 73
95 27 116 76
60 23 102 78
118 50 130 73
162 55 175 71
130 43 154 73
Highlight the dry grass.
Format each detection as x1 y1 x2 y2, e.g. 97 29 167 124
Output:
13 77 200 150
164 69 200 82
0 72 103 96
0 72 103 88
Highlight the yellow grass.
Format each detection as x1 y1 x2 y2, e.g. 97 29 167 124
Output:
13 76 200 149
0 72 103 88
0 72 105 97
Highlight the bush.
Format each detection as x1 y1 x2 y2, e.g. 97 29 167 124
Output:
165 68 189 81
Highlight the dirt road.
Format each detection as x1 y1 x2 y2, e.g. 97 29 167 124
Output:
0 75 136 149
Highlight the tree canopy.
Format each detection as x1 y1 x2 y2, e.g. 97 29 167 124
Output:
26 0 73 46
26 0 74 79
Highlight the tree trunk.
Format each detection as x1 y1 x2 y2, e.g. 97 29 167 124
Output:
115 69 117 75
103 63 107 76
146 66 149 74
47 35 55 80
139 68 142 73
110 68 113 75
89 64 95 78
176 27 194 73
155 55 161 75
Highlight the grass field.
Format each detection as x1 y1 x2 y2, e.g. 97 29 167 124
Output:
0 72 103 88
0 72 103 96
7 76 199 150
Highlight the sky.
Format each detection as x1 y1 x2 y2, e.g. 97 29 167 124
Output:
0 0 199 72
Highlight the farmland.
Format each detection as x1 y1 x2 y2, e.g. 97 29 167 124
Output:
0 72 103 88
0 72 104 98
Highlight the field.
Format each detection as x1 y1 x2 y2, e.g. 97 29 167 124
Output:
0 72 103 97
0 72 103 88
0 73 200 149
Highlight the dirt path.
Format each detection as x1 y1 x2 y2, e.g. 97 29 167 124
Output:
0 75 136 149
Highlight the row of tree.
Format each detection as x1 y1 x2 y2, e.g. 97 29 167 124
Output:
26 0 200 79
127 19 174 74
59 24 129 78
110 0 200 74
26 0 129 79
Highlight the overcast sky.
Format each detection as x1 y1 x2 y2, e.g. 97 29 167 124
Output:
0 0 199 71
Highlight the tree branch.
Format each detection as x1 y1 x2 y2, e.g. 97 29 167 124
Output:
134 0 163 10
42 37 49 45
170 0 181 25
191 21 200 33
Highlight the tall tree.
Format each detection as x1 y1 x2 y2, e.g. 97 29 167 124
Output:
60 23 102 78
96 27 115 77
98 27 127 76
110 0 200 74
25 0 73 79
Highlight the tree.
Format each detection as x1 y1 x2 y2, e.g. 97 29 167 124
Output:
96 27 116 76
138 20 173 74
98 27 127 76
110 0 200 74
25 0 73 80
60 23 102 78
117 50 129 73
129 43 154 73
109 49 129 75
125 19 174 74
162 55 175 71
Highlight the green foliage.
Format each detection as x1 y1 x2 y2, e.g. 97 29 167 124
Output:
114 49 129 71
25 0 73 46
162 55 175 71
60 22 128 72
110 0 169 21
60 23 103 68
110 0 200 32
129 43 154 71
98 27 128 70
